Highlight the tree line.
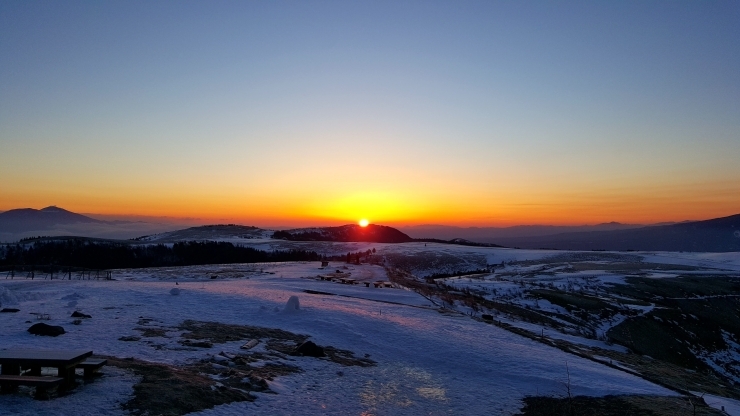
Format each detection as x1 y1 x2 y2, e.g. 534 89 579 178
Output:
0 239 323 270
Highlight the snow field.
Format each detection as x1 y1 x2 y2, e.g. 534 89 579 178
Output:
1 262 675 415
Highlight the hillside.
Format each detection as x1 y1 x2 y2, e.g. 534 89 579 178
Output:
399 222 645 241
273 224 413 243
135 224 271 242
497 213 740 252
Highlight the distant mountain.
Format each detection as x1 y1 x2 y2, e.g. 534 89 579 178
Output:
399 222 645 242
0 206 101 234
273 224 413 243
0 206 184 243
498 214 740 252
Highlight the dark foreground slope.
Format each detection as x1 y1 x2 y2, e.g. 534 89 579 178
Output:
498 213 740 252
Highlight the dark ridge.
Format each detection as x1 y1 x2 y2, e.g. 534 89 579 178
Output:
496 213 740 252
413 238 504 248
272 224 413 243
132 224 266 242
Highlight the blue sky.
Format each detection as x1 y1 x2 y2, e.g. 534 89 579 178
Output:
1 1 738 225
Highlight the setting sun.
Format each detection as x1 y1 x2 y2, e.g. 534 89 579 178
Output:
359 219 369 227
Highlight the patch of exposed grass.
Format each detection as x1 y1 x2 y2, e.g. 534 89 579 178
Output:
177 320 376 367
608 276 740 301
387 267 566 328
178 320 307 344
324 346 376 367
265 338 376 367
608 316 706 370
483 319 740 400
134 327 169 337
515 253 643 266
107 356 253 416
516 395 724 416
571 262 702 272
188 354 301 393
583 344 738 399
607 284 740 375
530 289 617 313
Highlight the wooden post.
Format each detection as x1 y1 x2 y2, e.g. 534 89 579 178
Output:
56 366 76 391
0 363 20 392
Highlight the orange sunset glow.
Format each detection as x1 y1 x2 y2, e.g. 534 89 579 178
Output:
2 175 737 227
0 2 738 230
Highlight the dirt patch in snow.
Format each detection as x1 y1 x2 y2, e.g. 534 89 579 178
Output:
178 320 377 367
178 319 307 344
189 352 302 392
106 356 253 416
134 327 169 337
265 338 375 367
324 346 376 367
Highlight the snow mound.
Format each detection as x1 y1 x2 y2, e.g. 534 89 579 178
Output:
0 287 18 306
284 295 300 311
61 292 86 300
0 286 43 306
170 287 181 295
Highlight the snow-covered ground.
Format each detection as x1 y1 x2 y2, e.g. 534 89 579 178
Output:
0 261 674 415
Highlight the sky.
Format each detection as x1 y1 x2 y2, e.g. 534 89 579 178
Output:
1 1 739 227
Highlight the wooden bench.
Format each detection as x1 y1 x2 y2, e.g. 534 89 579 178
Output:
0 375 64 399
77 358 107 378
0 348 93 393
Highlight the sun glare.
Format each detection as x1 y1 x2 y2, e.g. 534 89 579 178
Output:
359 219 369 227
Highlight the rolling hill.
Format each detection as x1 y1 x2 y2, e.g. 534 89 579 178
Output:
273 224 414 243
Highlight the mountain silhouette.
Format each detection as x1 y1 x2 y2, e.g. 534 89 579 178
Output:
496 213 740 252
0 206 102 234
